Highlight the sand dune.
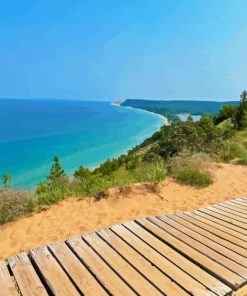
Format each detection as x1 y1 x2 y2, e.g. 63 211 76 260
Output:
0 163 247 259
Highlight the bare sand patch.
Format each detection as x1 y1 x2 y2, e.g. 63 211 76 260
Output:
0 163 247 259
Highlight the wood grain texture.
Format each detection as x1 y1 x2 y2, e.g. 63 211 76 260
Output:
184 211 247 249
140 217 245 289
190 210 247 238
30 246 80 296
97 228 189 296
112 223 218 296
199 208 247 233
218 202 247 216
166 214 247 263
0 260 19 296
67 236 136 295
157 216 247 278
8 253 48 296
84 231 161 295
49 241 107 296
126 220 231 296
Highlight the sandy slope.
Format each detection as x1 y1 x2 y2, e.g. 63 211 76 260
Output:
0 163 247 259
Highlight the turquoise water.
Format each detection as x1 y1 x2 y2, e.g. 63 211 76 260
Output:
0 99 164 189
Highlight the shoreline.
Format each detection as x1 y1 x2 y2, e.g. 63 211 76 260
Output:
110 102 168 125
86 103 168 171
9 103 167 190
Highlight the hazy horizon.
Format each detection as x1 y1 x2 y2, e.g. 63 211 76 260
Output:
0 97 240 102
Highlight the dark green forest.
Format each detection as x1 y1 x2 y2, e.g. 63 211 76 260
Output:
121 98 239 121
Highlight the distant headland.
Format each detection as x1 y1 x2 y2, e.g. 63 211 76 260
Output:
118 98 239 121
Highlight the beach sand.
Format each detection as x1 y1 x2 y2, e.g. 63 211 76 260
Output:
0 163 247 259
111 102 169 125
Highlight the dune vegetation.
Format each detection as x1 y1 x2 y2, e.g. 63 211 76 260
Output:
0 90 247 224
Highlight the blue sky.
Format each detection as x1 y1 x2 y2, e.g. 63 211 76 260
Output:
0 0 247 101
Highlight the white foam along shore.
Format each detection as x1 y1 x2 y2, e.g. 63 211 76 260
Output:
111 102 169 125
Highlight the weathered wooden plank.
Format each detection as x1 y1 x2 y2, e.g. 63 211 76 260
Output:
233 199 247 207
199 208 247 231
0 260 19 296
228 200 247 209
8 253 47 296
67 236 136 295
190 210 247 238
177 212 247 254
220 203 247 215
97 228 189 296
206 206 247 225
30 246 79 296
236 198 247 205
83 232 161 295
124 221 231 296
138 217 244 289
212 205 247 220
227 200 247 209
112 223 218 296
169 214 247 258
48 241 107 296
158 216 247 278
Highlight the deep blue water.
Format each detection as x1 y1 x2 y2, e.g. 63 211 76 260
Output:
0 99 164 189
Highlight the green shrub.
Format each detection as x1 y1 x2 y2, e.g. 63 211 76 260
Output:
75 161 166 198
243 140 247 150
131 161 166 183
143 151 162 162
229 143 247 159
238 158 247 165
0 189 36 224
173 166 213 188
220 142 247 163
73 166 92 181
36 188 70 205
169 153 213 188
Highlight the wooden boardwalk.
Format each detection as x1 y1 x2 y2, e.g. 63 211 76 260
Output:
1 197 247 295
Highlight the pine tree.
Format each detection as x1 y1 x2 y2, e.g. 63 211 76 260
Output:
240 90 247 106
74 166 91 180
236 90 247 129
2 173 11 188
46 155 66 188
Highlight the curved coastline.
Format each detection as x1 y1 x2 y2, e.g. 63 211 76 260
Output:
111 102 168 125
86 103 167 172
1 100 167 189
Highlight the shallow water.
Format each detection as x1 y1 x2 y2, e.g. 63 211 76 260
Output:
0 99 164 188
